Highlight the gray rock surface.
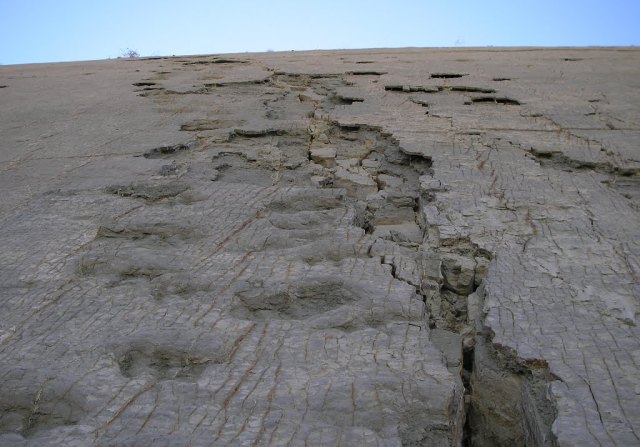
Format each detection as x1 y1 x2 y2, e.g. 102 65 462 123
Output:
0 48 638 446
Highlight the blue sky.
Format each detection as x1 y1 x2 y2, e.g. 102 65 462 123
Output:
1 0 639 65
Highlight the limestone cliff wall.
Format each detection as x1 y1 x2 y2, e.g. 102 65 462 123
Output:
0 48 638 446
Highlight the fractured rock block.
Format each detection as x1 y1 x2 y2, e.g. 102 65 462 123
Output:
335 158 361 169
474 256 491 286
430 328 463 369
373 223 423 244
310 147 337 168
371 202 416 225
361 159 382 169
441 253 476 295
333 167 378 199
377 173 404 190
421 253 443 283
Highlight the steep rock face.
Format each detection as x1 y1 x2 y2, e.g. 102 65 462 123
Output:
0 48 638 446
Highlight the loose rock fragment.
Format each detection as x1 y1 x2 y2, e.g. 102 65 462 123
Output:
310 147 337 167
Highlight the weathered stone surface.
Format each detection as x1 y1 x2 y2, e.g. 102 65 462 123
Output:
0 48 639 446
441 253 476 295
309 147 337 167
333 166 378 199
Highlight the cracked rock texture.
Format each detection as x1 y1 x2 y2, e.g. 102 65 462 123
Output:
0 48 639 446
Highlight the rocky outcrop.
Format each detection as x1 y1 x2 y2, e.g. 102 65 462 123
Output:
0 48 638 446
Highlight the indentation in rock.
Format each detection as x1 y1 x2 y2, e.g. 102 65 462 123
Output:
385 85 496 94
117 348 213 381
318 314 386 332
133 81 157 87
204 79 270 88
0 388 82 438
272 73 355 109
104 182 190 202
347 71 387 76
385 85 440 93
231 279 359 320
529 148 639 176
159 160 179 176
182 58 248 65
317 122 411 165
77 240 180 281
304 121 431 207
410 98 430 108
447 86 496 94
150 273 209 300
137 88 169 97
116 266 165 282
267 189 345 213
374 223 423 245
143 142 194 158
492 77 511 81
471 96 521 105
96 223 196 241
232 128 286 138
331 94 364 105
273 72 342 80
298 240 369 266
180 119 238 131
198 127 315 185
267 209 346 230
210 153 276 186
431 73 468 78
529 148 640 202
226 127 310 160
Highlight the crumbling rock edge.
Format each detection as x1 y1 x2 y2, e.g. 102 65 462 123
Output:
464 284 560 447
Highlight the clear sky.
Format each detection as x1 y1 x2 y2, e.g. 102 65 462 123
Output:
1 0 639 65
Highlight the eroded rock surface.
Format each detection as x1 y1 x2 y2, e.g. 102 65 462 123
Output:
0 48 638 446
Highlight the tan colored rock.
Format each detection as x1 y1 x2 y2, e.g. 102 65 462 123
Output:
361 159 382 169
335 158 361 169
377 173 404 189
333 167 378 199
441 253 476 295
310 147 337 167
373 223 423 244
